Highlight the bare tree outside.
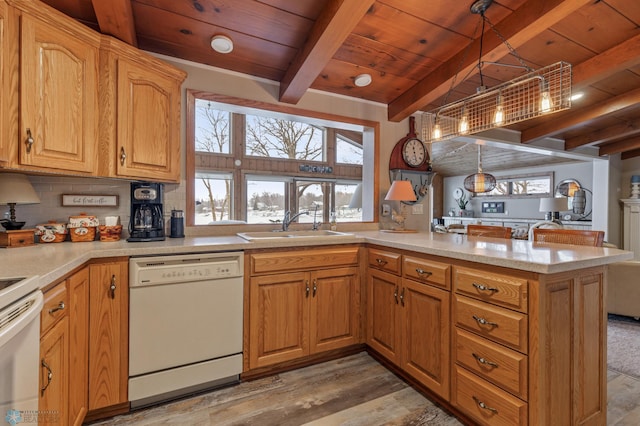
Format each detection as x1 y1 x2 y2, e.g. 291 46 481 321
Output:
245 115 323 161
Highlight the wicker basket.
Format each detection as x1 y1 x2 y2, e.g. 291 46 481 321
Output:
99 225 122 242
35 221 68 243
68 214 99 242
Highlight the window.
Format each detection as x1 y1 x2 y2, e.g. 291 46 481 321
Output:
477 172 553 197
186 91 378 227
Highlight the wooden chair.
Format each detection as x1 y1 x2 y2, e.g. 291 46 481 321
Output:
467 224 512 239
532 228 605 247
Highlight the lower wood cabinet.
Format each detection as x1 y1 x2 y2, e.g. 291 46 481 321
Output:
366 248 451 400
39 258 128 425
88 258 129 412
246 247 360 370
39 267 89 426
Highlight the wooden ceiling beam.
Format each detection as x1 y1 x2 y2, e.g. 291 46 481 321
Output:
599 137 640 156
387 0 591 122
278 0 375 104
572 33 640 89
622 147 640 160
91 0 137 46
566 118 640 150
523 88 640 143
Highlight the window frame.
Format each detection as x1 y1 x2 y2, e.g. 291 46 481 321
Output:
473 171 554 198
185 91 379 228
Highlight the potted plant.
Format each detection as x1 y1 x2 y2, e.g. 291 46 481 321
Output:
457 192 469 210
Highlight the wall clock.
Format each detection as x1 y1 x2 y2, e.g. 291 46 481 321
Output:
402 138 427 167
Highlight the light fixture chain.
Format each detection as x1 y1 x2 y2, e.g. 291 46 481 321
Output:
483 16 533 72
441 17 482 107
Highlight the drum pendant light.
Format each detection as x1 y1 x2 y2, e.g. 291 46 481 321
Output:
464 145 496 193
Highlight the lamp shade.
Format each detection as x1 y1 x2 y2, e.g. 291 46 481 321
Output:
539 197 568 213
385 180 417 202
0 173 40 205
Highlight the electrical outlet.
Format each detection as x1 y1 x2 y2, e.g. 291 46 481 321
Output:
411 203 423 215
382 204 391 216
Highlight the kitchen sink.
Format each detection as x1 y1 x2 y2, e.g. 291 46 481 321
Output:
237 230 355 241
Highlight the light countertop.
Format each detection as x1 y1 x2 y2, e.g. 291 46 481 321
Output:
2 231 632 290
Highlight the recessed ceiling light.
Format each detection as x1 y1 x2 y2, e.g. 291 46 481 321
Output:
571 92 584 101
354 73 372 87
210 35 234 54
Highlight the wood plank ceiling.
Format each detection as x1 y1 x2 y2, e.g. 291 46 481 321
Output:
40 0 640 176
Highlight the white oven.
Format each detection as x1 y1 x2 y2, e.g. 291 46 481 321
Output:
128 252 243 408
0 276 43 419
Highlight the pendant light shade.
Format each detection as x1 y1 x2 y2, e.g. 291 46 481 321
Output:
464 145 496 193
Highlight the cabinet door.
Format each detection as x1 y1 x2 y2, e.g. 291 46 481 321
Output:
19 13 98 173
68 268 89 426
249 272 310 368
310 266 359 353
401 279 450 400
40 317 69 426
115 58 180 181
0 0 14 165
88 260 128 410
366 268 401 364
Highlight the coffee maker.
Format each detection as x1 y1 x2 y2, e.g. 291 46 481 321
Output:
128 182 165 242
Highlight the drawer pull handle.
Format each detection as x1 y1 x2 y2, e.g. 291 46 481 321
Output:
41 360 53 396
415 268 432 277
305 280 310 298
400 287 405 306
110 275 117 299
375 258 388 266
120 146 127 165
473 315 498 327
473 396 498 413
472 283 499 293
48 301 65 314
472 353 499 368
394 286 399 304
312 279 317 297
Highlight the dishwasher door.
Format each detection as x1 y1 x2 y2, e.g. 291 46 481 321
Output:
129 276 243 377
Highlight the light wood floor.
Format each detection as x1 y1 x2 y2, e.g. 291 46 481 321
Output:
90 351 640 426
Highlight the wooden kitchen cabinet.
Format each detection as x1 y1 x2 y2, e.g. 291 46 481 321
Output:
98 37 186 182
366 247 451 400
39 267 89 426
88 258 128 413
0 0 13 165
246 247 360 370
10 0 99 174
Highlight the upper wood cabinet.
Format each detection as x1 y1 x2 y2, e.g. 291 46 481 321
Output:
98 37 186 182
0 0 14 165
12 0 99 174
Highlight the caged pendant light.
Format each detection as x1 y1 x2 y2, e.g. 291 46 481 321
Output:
421 0 571 143
464 145 496 193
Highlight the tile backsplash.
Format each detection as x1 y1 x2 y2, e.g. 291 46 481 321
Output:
4 175 183 236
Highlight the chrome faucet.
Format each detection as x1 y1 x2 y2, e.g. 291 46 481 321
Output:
282 210 309 231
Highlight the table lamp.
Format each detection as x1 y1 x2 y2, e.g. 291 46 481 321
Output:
382 180 417 232
539 197 568 223
0 173 41 230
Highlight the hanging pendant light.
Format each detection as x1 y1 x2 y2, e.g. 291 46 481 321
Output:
464 145 496 193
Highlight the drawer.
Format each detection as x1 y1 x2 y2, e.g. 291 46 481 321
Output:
367 248 401 275
454 295 528 353
403 255 450 290
250 246 359 274
41 281 68 334
452 365 528 426
454 266 528 313
454 328 528 400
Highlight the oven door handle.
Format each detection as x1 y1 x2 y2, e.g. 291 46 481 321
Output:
0 290 44 348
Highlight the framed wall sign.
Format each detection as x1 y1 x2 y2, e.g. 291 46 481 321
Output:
62 194 119 207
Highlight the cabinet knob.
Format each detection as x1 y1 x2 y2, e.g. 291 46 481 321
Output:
25 128 34 153
393 286 399 304
305 280 310 298
312 279 317 297
120 147 127 165
110 275 117 299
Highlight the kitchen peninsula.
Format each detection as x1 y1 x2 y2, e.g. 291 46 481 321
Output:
4 232 632 426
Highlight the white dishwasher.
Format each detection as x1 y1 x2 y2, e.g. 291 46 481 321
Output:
128 252 243 408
